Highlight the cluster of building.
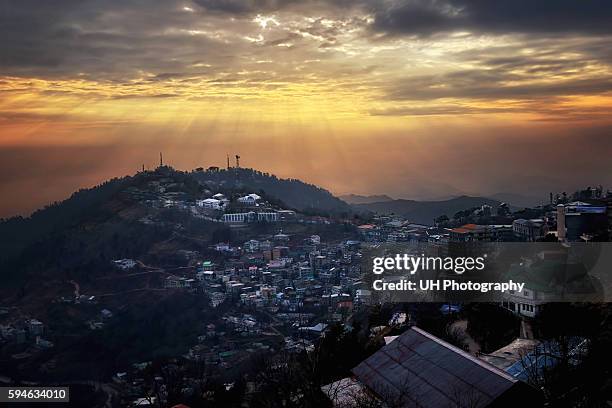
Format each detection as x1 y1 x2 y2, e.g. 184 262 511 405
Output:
355 193 612 321
0 317 54 359
164 232 366 316
131 226 369 382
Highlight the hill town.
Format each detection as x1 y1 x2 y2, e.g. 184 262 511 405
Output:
0 164 610 407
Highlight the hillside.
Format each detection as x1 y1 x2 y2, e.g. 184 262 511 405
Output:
0 166 354 265
0 166 354 289
339 194 394 204
0 166 362 380
0 167 207 260
0 176 132 262
353 195 505 225
191 167 352 214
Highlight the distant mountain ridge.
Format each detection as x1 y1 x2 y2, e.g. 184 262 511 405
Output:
488 192 544 208
353 195 505 225
339 194 394 204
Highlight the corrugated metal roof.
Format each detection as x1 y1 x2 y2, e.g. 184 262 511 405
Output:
352 327 519 407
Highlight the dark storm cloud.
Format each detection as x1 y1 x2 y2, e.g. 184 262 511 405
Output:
386 72 612 101
2 0 611 81
191 0 296 14
381 36 612 103
371 0 612 36
0 0 232 79
369 100 612 121
190 0 355 14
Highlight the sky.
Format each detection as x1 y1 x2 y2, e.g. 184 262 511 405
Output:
1 0 612 217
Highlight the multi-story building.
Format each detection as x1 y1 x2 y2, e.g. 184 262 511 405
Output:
449 224 513 242
512 218 547 241
501 286 541 318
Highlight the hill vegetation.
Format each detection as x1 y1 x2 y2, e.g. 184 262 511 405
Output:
191 168 352 214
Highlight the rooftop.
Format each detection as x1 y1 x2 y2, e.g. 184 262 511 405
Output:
352 326 539 407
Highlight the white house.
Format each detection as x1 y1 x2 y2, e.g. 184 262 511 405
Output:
237 193 262 206
501 287 541 318
196 198 225 210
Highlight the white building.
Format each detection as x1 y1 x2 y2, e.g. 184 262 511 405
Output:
223 212 278 223
223 212 252 223
196 198 225 210
244 239 260 252
501 287 541 318
257 212 278 222
113 259 137 270
197 270 215 281
237 193 262 206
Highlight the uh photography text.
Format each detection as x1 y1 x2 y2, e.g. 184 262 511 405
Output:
370 253 525 293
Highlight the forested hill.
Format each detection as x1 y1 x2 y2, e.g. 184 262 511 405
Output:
0 166 351 265
191 167 352 214
0 168 205 262
0 176 132 262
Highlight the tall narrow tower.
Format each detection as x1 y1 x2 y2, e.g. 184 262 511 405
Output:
159 152 163 167
557 204 566 242
227 154 230 169
235 155 240 168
